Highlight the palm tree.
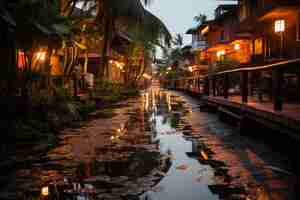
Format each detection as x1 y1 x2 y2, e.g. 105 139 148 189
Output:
193 13 207 25
172 34 183 47
0 1 16 96
62 0 170 81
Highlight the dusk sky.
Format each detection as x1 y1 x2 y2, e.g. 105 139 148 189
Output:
147 0 237 45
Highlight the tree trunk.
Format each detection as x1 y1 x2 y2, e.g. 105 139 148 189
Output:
99 18 111 80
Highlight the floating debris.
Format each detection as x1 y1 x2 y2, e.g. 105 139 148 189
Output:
176 164 189 171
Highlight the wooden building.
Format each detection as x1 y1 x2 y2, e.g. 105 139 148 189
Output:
181 0 300 112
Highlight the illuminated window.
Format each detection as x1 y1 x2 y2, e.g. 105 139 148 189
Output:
274 19 285 33
254 38 263 55
217 50 226 61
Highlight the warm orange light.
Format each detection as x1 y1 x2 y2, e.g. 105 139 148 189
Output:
234 43 240 50
201 25 209 35
18 51 25 69
275 19 285 33
217 50 226 57
143 73 152 79
41 186 49 196
37 52 46 61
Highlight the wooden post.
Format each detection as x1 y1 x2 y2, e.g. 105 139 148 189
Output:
297 73 300 89
212 77 216 96
240 71 248 103
224 74 229 99
248 72 253 96
205 78 210 96
258 72 263 102
272 68 283 111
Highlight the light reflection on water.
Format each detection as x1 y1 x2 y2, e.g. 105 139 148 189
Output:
141 88 219 200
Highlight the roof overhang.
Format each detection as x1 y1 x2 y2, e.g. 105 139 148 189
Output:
214 58 300 75
259 6 300 22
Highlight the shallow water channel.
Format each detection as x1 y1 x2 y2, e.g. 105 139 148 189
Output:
140 88 218 200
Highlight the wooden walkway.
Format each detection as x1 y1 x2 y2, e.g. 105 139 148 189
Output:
213 95 300 120
204 95 300 139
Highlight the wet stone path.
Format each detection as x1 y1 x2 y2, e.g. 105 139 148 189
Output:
16 88 298 200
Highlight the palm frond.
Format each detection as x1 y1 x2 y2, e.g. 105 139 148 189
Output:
141 9 172 47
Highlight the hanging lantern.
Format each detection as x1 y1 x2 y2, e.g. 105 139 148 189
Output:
275 19 285 33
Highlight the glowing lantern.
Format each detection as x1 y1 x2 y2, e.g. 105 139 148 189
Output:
37 52 46 61
217 50 226 57
275 19 285 33
234 43 240 50
41 186 49 196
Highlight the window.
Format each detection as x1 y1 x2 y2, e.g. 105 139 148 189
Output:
274 19 285 33
254 38 263 55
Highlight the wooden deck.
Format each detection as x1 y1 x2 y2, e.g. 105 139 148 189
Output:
204 95 300 139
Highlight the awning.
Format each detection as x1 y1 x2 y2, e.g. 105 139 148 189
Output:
259 6 300 22
214 58 300 75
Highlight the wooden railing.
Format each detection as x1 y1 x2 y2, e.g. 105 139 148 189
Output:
173 58 300 112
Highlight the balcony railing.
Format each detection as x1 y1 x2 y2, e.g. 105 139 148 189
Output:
191 41 207 50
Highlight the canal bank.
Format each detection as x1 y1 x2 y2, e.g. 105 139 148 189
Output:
141 88 298 200
172 89 299 200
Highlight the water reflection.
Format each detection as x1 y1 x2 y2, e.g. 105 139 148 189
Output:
141 89 218 200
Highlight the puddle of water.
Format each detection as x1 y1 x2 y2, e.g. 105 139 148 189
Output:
140 88 219 200
16 97 166 200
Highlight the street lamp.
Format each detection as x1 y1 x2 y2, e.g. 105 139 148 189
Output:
274 19 285 58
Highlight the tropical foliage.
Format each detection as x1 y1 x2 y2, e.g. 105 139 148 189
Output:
3 0 171 150
194 13 207 25
1 0 171 98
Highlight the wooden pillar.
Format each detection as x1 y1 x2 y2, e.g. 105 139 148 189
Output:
272 68 283 111
212 77 216 96
240 71 248 103
248 72 253 96
224 74 229 99
205 78 210 96
297 73 300 89
258 72 263 102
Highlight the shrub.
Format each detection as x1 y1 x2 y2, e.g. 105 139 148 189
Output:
77 101 96 120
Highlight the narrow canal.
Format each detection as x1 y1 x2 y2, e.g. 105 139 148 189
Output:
141 88 298 200
16 87 298 200
140 88 218 200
